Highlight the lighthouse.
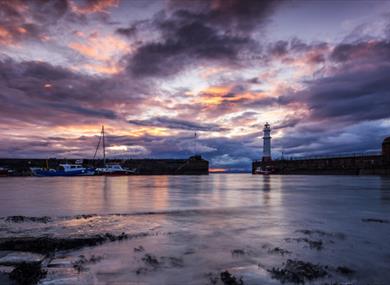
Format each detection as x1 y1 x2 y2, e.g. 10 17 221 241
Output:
262 122 272 162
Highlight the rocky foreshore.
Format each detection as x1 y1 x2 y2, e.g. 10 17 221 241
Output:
0 213 388 284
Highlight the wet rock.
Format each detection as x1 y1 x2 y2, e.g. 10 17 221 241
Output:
105 232 128 241
362 218 389 224
0 252 45 266
72 254 103 273
141 254 159 267
135 266 149 275
134 246 145 252
220 270 244 285
268 259 328 283
184 249 195 255
296 229 346 240
285 238 324 250
0 232 133 254
74 214 97 220
268 247 291 256
231 249 245 256
162 256 183 268
205 272 219 284
336 266 355 275
5 216 51 223
9 262 47 285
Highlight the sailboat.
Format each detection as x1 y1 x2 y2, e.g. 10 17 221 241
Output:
93 125 137 175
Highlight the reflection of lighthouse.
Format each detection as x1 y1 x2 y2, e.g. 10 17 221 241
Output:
262 122 272 162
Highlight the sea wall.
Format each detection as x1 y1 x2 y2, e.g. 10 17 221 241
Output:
252 155 390 175
0 156 209 176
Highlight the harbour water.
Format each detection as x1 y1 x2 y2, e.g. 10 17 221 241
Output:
0 174 390 284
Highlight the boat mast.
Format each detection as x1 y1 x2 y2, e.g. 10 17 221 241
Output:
194 132 197 155
102 125 106 165
92 125 106 166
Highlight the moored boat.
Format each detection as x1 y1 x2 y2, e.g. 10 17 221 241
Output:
0 167 14 177
254 166 272 175
93 125 138 176
31 164 95 177
95 164 137 175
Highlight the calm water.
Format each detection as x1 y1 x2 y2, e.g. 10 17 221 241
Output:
0 174 390 284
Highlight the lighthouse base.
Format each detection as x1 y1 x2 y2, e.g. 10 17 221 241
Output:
262 157 272 162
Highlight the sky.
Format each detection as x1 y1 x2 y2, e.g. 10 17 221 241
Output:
0 0 390 172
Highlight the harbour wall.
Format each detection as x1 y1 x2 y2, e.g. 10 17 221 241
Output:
252 155 390 175
0 155 209 176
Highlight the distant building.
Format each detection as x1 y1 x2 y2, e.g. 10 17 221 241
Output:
383 137 390 161
262 122 272 162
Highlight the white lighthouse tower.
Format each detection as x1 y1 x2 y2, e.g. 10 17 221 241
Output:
262 122 272 162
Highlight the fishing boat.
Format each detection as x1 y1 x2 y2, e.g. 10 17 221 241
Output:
31 164 95 177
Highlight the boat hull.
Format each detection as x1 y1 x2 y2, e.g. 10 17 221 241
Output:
32 168 95 177
95 170 137 176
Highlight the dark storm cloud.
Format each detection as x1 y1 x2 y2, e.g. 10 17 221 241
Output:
277 121 389 158
330 40 390 62
28 0 69 24
296 43 390 123
0 58 147 126
48 102 117 119
0 0 69 44
268 40 289 57
115 19 148 38
128 116 228 132
271 39 390 157
264 38 329 63
273 116 301 130
168 0 278 33
128 19 251 77
126 0 279 78
116 26 137 37
0 0 118 45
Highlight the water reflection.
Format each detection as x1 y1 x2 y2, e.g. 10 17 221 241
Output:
262 175 271 192
0 175 387 218
380 176 390 203
2 175 390 284
262 175 271 206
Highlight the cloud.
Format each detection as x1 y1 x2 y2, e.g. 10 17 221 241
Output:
0 0 119 47
270 39 390 157
68 33 130 73
330 40 390 63
0 1 46 45
70 0 118 14
128 116 228 132
0 57 147 126
116 26 137 37
168 0 278 33
1 0 389 171
211 154 251 167
125 0 280 78
128 19 251 78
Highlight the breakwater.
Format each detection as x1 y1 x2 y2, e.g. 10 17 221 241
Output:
0 155 209 176
253 136 390 175
253 154 390 175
